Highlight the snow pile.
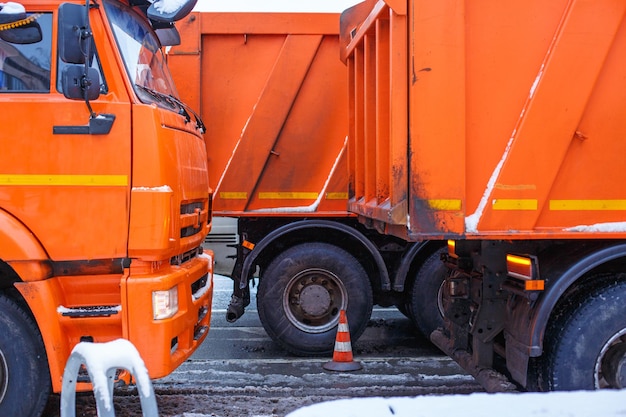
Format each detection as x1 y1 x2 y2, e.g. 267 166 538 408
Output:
565 221 626 233
287 390 626 417
132 185 173 192
57 305 122 315
0 2 25 14
153 0 188 14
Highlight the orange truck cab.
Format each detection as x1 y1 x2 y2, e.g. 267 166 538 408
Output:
341 0 626 392
0 1 213 415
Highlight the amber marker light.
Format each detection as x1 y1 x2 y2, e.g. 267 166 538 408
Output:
506 254 544 291
506 254 533 279
447 240 457 258
524 280 545 291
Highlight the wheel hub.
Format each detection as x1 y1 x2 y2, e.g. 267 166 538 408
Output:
283 268 347 333
299 285 332 316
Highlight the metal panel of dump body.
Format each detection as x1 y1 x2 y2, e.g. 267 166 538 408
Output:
341 0 626 241
169 12 350 216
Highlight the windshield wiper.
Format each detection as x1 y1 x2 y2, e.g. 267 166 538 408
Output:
135 85 205 134
135 84 186 116
166 93 206 134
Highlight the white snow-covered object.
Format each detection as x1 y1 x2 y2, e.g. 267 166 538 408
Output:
0 2 25 14
60 339 158 417
152 0 188 14
147 0 196 22
287 390 626 417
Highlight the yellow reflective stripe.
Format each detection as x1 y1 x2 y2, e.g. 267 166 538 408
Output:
258 192 318 199
325 192 348 200
492 199 537 210
550 200 626 210
427 199 462 211
220 192 248 199
221 191 343 200
0 174 127 186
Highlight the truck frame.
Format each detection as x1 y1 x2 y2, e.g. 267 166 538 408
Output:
0 1 213 415
340 0 626 391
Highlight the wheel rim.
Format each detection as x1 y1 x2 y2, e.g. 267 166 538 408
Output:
283 268 347 333
436 279 445 318
595 327 626 389
0 349 8 403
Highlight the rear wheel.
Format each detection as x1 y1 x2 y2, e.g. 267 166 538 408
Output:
257 242 373 356
0 294 51 417
408 248 446 339
538 277 626 390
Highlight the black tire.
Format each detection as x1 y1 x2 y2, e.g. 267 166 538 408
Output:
408 248 446 339
0 294 51 417
257 242 373 356
539 278 626 390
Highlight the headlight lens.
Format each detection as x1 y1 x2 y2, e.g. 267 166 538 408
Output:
152 286 179 320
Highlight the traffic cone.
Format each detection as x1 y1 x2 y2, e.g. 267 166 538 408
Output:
323 309 362 371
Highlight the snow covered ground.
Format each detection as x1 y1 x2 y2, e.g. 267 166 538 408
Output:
286 390 626 417
51 290 626 417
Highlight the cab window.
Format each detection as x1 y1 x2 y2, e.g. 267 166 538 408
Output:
0 13 51 92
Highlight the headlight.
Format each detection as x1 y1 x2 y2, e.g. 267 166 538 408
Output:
152 286 179 320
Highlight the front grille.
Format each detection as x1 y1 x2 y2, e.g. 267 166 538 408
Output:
170 246 202 265
181 225 201 238
181 202 204 214
180 201 206 238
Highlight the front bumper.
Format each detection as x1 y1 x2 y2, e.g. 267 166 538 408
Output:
123 251 213 379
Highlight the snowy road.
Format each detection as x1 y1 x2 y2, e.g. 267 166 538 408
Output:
43 275 483 416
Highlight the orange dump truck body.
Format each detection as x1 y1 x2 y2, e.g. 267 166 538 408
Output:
341 0 626 392
342 0 626 241
0 0 212 413
170 12 349 216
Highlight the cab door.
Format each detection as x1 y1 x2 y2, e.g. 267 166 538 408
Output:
0 7 132 261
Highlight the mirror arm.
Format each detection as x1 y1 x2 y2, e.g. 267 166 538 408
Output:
81 0 96 118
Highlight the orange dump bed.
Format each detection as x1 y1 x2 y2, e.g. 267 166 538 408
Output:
341 0 626 241
169 12 350 216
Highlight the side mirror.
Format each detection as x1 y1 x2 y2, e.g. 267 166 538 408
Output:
58 3 89 64
155 26 181 47
54 1 115 135
147 0 197 23
62 65 100 100
0 8 42 44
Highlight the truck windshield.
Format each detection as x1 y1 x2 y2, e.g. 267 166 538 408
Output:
103 0 180 109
